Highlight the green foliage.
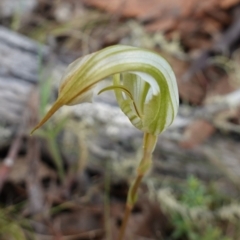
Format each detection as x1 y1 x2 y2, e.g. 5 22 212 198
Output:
179 175 212 208
171 214 230 240
0 205 30 240
200 226 231 240
170 176 230 240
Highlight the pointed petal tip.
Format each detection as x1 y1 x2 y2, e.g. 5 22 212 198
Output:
30 126 38 135
30 100 63 135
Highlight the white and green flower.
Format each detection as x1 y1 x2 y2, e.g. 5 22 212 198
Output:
32 45 179 135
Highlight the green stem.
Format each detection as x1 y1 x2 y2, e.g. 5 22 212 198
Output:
48 135 65 182
117 132 157 240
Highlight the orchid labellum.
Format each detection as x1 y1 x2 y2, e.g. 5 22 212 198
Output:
31 45 179 240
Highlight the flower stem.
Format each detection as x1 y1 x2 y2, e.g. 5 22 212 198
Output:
117 132 157 240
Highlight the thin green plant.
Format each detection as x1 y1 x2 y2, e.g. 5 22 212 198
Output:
36 78 68 181
35 43 67 181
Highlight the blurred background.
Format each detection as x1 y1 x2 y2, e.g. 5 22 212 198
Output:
1 0 240 239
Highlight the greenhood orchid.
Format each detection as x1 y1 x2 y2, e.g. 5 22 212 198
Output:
31 45 178 135
31 45 179 240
